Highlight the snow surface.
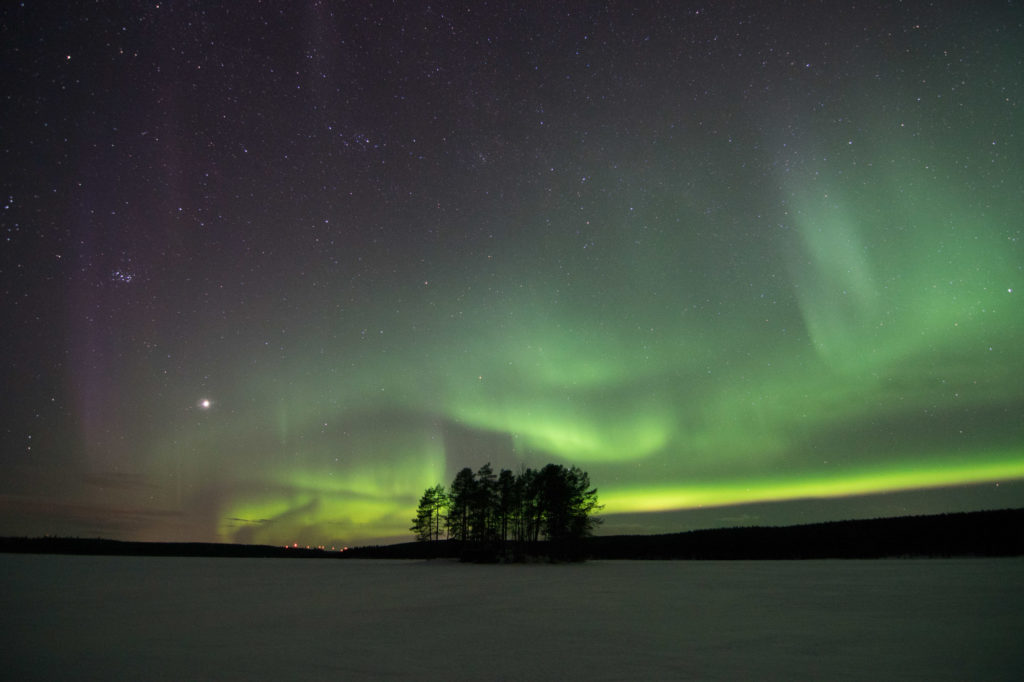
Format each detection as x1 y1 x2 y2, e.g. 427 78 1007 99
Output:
2 556 1021 681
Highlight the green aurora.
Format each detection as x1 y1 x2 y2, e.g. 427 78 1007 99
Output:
201 140 1022 545
1 2 1021 545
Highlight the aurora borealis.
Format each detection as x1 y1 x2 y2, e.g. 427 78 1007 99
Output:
2 1 1022 546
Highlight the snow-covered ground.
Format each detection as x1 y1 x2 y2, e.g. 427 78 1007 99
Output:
2 555 1021 681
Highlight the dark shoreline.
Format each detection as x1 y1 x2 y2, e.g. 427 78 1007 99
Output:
0 537 341 559
3 507 1022 560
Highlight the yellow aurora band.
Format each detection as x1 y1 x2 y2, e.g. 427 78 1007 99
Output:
606 452 1024 514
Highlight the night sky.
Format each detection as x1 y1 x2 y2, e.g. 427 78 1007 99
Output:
3 1 1022 547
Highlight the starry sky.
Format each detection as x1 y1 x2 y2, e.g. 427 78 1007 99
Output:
2 1 1022 547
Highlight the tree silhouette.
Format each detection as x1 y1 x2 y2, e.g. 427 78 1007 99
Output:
446 467 476 543
410 484 448 543
413 462 602 561
496 468 516 544
535 464 602 558
472 463 498 543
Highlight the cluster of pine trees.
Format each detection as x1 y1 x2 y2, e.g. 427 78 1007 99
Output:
411 463 602 561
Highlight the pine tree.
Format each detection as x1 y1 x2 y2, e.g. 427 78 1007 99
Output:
536 464 603 550
410 484 448 543
496 469 517 544
472 463 498 543
410 489 434 543
447 467 476 543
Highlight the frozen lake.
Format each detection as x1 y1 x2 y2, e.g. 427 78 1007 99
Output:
2 555 1021 680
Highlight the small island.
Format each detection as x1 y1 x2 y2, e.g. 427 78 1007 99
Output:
410 462 602 562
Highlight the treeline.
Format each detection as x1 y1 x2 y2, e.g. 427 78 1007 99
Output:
585 508 1024 559
411 463 602 561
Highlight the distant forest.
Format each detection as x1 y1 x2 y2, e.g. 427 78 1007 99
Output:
411 463 602 561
